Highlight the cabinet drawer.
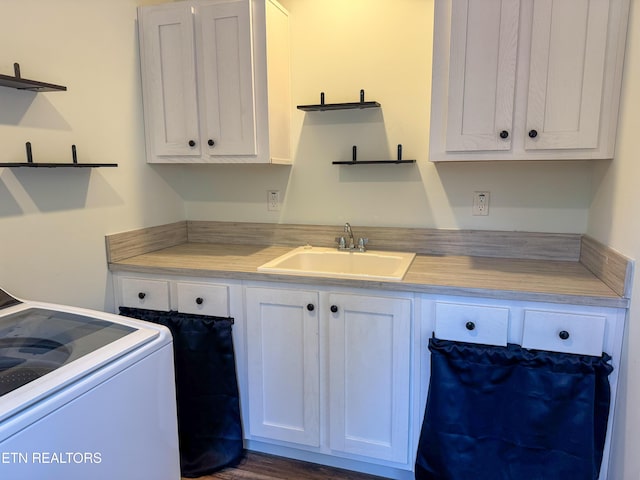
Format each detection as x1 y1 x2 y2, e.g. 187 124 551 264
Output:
434 302 509 346
120 277 170 311
522 310 606 356
176 282 229 317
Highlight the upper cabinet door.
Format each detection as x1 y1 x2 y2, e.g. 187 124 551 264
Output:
430 0 630 161
525 0 609 151
445 0 520 152
196 0 257 157
138 4 201 158
138 0 291 164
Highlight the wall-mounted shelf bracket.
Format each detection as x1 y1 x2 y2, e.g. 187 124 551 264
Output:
297 89 380 111
0 63 67 92
333 144 416 165
0 142 118 168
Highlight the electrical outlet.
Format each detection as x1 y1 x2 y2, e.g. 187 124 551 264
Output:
267 190 280 212
472 191 490 216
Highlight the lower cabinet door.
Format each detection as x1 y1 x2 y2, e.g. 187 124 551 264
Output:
245 287 320 447
328 293 412 464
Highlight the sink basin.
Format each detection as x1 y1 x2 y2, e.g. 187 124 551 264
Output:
257 246 416 281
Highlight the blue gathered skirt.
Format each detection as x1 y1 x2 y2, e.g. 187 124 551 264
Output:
120 307 244 478
415 338 613 480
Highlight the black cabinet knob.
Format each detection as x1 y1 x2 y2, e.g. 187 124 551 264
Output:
188 140 196 147
196 297 204 305
208 139 215 147
330 305 338 313
499 130 509 139
138 292 146 300
306 303 315 312
465 321 476 331
528 129 538 138
559 330 570 340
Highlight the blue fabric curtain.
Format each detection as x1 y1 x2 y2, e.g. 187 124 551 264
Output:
415 338 613 480
120 307 243 478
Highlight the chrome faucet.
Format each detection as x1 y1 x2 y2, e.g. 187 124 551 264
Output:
344 222 355 250
336 223 368 252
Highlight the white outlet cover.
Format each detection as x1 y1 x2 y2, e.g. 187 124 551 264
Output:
472 191 490 216
267 190 280 212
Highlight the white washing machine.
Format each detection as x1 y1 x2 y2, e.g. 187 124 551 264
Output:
0 288 180 480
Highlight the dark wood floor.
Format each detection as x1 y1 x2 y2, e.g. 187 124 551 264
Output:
182 451 390 480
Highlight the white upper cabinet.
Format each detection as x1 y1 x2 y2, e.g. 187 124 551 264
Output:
444 0 520 153
430 0 630 161
525 0 609 151
138 0 291 164
138 4 200 159
197 0 258 157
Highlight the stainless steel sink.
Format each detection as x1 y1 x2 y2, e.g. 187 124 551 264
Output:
257 246 416 281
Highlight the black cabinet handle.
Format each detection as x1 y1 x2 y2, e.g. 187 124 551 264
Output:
465 321 476 331
138 292 146 300
499 130 509 139
196 297 204 305
188 140 196 147
330 305 338 313
306 303 314 312
208 139 215 147
528 129 538 138
559 330 570 340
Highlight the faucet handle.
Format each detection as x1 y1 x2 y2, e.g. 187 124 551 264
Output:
357 237 368 251
335 236 346 249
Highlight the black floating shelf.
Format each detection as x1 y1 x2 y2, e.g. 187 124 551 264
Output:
0 143 117 168
333 160 416 165
298 101 380 112
0 163 117 168
0 63 67 92
333 145 416 165
298 89 380 112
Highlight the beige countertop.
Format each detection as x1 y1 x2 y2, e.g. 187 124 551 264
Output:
108 243 628 308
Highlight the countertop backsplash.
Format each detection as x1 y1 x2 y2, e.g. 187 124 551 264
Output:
105 221 633 305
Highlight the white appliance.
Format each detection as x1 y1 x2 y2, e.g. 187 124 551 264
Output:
0 288 180 480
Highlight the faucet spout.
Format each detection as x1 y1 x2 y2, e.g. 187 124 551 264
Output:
344 223 355 249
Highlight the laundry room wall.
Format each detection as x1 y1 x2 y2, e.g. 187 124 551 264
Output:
0 0 183 309
587 2 640 477
176 0 595 233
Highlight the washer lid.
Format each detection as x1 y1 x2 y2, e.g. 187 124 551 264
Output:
0 289 20 310
0 308 139 398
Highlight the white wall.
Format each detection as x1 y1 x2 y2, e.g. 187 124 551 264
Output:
587 1 640 478
0 0 184 309
180 0 594 233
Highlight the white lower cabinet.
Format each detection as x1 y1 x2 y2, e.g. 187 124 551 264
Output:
175 281 231 316
119 276 171 312
419 294 626 480
114 272 626 479
245 285 414 470
245 287 321 447
115 273 239 317
327 292 411 464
